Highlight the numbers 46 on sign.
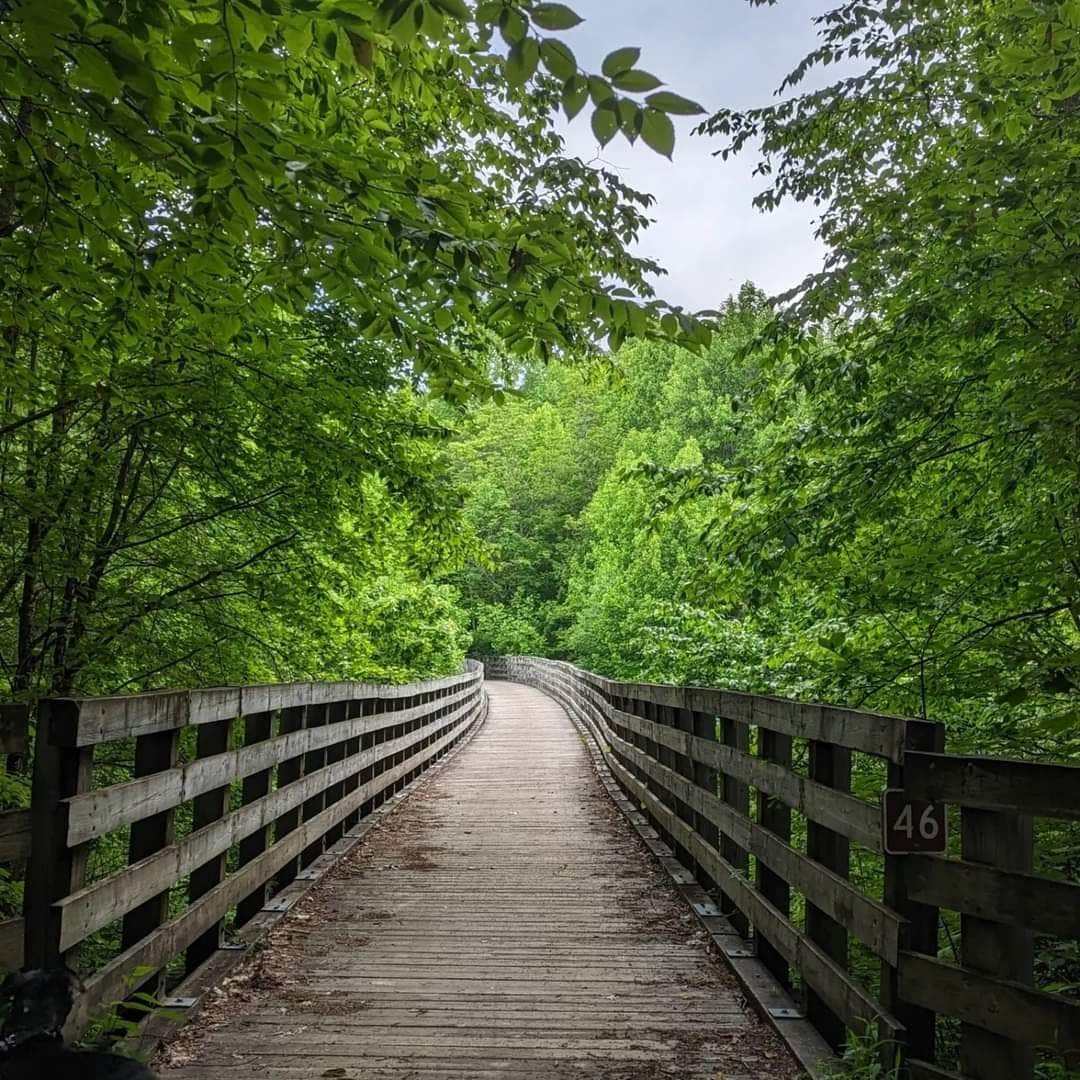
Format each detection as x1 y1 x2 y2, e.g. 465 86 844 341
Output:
881 789 947 854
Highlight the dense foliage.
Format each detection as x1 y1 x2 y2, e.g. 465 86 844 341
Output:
0 0 705 696
457 0 1080 760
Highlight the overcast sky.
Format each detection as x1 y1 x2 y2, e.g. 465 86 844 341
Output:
553 1 829 312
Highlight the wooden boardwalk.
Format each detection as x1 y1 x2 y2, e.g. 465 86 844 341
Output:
156 681 795 1080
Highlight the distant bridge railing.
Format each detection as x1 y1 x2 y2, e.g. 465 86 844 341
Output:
23 662 486 1030
485 656 1080 1080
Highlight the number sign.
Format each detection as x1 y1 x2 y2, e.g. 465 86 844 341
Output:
882 789 947 854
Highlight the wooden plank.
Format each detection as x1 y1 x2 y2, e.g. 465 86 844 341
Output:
904 752 1080 819
686 682 907 760
24 699 94 970
73 702 481 1030
185 716 232 974
612 707 881 851
0 808 31 862
898 953 1080 1054
0 916 23 972
0 705 29 755
882 720 944 1064
757 728 792 987
64 684 478 843
56 697 479 950
604 722 900 962
272 704 307 890
719 709 750 938
959 807 1034 1079
605 749 902 1040
49 668 482 746
235 711 274 927
121 727 181 998
806 740 851 1049
905 854 1080 938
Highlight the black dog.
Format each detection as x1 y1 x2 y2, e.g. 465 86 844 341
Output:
0 969 157 1078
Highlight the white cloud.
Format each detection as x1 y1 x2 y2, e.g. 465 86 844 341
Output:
553 0 830 310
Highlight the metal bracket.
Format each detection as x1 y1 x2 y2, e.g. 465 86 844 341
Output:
261 897 293 912
691 900 722 917
296 869 322 880
161 996 198 1009
768 1007 805 1020
218 942 248 951
723 947 755 958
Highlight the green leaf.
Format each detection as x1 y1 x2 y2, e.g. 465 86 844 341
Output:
640 106 674 158
430 0 469 18
507 38 540 85
73 48 124 98
611 69 662 93
561 75 588 119
531 3 583 30
645 90 705 116
591 102 619 147
601 46 640 78
541 38 577 81
283 20 313 55
587 75 614 105
499 7 527 45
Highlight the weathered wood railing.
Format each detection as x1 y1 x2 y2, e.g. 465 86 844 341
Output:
22 662 486 1030
485 656 1080 1080
0 703 30 971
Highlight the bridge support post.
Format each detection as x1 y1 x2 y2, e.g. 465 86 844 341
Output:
756 727 792 987
186 715 233 972
236 709 274 925
121 724 181 998
805 740 851 1048
719 713 750 937
882 720 944 1066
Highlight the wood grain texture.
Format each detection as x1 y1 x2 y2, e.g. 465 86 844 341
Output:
155 682 797 1080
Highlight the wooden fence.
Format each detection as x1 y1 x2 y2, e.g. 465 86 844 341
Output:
486 656 1080 1080
0 703 30 971
21 662 486 1031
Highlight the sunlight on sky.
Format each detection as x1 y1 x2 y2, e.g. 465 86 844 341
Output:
555 0 829 312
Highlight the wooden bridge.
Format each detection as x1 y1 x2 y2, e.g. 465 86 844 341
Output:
5 658 1080 1078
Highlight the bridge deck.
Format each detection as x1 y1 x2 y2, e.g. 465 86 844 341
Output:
156 681 795 1079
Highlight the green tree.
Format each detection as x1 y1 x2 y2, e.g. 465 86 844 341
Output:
684 0 1080 731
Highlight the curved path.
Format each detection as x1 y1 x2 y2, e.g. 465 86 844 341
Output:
157 681 796 1079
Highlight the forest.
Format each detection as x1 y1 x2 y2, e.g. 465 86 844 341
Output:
0 0 1079 1073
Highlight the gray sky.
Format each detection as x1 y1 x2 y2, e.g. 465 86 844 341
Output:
554 1 829 312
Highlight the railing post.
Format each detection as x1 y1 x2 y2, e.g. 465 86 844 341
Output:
756 725 792 986
186 713 234 972
341 699 363 833
25 700 93 969
959 808 1034 1080
806 739 852 1047
882 720 944 1063
719 712 750 937
300 703 329 869
690 707 719 892
671 702 698 875
322 700 349 848
235 708 274 926
271 704 308 891
121 723 181 996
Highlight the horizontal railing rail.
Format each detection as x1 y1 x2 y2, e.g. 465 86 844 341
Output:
24 663 486 1030
485 656 1080 1080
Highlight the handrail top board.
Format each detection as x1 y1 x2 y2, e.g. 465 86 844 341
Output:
45 664 482 746
904 751 1080 819
497 656 937 763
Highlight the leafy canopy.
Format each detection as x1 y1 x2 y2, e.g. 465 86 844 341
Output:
2 0 710 394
